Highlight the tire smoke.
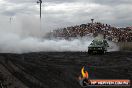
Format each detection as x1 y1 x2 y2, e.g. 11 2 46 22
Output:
0 16 119 53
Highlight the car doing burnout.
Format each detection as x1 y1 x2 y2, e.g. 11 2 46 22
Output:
88 39 109 54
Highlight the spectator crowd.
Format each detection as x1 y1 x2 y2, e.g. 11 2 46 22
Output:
49 22 132 42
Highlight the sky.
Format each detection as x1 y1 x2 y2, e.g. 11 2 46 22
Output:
0 0 132 31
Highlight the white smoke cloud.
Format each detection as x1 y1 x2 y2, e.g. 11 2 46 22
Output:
107 41 119 52
0 35 93 53
0 15 119 53
0 15 92 53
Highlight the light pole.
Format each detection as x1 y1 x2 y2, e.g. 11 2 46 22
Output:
91 19 94 24
37 0 42 20
9 17 12 24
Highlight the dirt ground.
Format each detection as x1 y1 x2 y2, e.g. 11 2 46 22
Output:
0 51 131 88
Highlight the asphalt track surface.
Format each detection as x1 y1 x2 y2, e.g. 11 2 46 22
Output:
0 51 132 88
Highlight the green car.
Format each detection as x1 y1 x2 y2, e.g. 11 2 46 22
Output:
88 39 109 54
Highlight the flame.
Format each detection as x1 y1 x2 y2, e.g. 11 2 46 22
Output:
81 67 89 78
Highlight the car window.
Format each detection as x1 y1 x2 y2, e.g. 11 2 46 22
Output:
91 41 103 45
